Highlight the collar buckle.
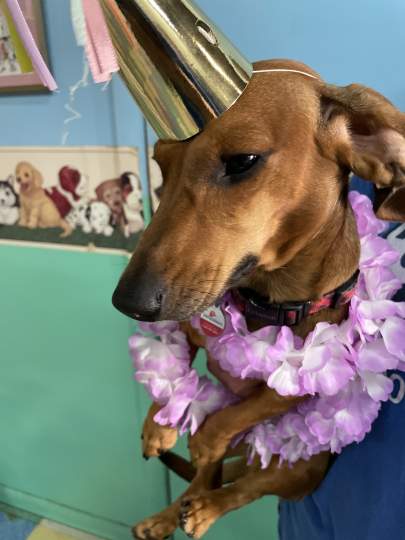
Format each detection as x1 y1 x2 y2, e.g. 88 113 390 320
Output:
281 301 312 326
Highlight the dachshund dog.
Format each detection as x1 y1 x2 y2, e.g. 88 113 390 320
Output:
112 59 405 539
15 162 72 237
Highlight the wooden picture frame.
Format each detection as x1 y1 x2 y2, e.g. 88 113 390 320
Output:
0 0 49 92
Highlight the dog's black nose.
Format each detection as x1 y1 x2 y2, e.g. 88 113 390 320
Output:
112 271 166 322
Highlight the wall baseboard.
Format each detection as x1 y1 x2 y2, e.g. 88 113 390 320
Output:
0 483 133 540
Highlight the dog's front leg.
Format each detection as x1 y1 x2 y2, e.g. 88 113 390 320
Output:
142 402 178 459
179 452 330 539
189 385 306 467
141 322 203 460
19 205 28 226
27 207 40 229
133 461 222 540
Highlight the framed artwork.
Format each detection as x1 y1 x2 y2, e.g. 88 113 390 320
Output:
0 0 49 92
0 146 144 253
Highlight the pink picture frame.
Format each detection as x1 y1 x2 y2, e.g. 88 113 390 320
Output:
0 0 49 92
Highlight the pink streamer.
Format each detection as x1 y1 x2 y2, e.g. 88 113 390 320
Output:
5 0 57 90
81 0 119 84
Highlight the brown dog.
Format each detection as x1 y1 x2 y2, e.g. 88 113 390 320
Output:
15 161 72 237
95 177 127 234
112 59 405 539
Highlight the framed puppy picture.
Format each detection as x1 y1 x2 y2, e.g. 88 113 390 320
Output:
0 146 145 253
0 0 49 92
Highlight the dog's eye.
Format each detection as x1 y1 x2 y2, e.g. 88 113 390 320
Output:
223 154 260 177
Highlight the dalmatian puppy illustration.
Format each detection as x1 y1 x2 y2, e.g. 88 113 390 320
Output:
66 203 86 230
0 177 19 225
82 201 113 236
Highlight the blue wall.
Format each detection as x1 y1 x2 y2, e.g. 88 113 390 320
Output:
2 0 404 151
199 0 405 110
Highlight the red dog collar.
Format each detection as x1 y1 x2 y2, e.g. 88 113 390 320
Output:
232 270 359 327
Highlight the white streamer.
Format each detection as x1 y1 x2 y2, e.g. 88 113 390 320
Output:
61 52 89 145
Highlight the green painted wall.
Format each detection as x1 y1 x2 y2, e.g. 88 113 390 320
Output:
0 245 168 539
0 243 279 539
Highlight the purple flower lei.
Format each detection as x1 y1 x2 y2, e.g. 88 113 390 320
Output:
129 192 405 466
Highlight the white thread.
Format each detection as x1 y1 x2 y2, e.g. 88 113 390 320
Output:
389 373 405 404
101 79 111 92
61 52 90 145
252 68 319 81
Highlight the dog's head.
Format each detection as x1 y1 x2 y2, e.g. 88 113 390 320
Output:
15 162 43 195
121 171 142 199
95 178 124 217
0 177 18 208
113 59 405 321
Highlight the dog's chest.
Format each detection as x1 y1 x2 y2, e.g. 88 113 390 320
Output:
206 353 261 398
197 308 263 398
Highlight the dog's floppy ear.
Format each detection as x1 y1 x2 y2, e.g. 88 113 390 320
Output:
32 165 44 188
373 185 405 222
319 83 405 221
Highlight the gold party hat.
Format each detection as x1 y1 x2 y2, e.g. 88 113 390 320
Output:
100 0 253 140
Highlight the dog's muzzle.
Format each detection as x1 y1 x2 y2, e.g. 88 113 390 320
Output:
112 270 166 322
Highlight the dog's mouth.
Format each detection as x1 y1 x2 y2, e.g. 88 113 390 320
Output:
113 254 259 323
20 182 30 192
165 255 259 321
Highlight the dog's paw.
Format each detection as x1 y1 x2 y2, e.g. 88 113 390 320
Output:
132 508 178 540
188 427 230 467
179 494 223 539
142 414 178 459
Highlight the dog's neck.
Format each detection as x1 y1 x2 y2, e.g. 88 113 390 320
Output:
245 194 361 306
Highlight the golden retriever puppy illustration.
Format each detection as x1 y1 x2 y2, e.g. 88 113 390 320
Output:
15 162 72 237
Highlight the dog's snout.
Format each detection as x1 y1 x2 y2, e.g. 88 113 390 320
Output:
112 270 166 322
